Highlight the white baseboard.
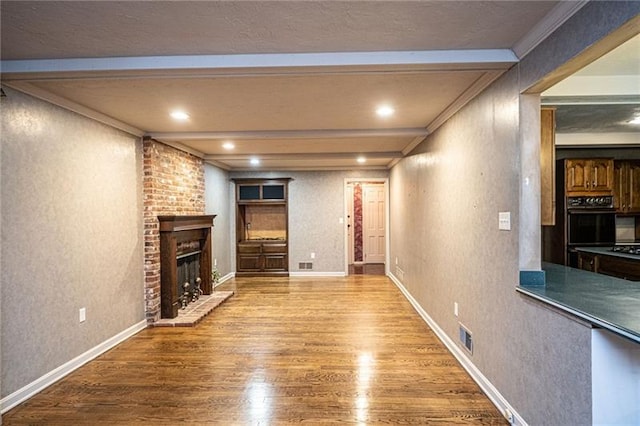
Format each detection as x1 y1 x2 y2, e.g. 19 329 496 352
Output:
1 319 148 414
387 272 526 426
213 271 235 288
289 271 346 277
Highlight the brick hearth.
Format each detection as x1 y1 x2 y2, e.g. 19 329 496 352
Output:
153 291 234 327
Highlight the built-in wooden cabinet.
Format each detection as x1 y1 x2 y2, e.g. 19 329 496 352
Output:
598 255 640 281
233 178 291 276
565 158 614 195
614 160 640 213
578 251 598 273
577 251 640 281
540 108 556 226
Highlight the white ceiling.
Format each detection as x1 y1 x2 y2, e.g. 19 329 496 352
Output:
1 1 592 170
542 34 640 143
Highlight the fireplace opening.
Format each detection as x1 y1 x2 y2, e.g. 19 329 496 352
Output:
158 215 216 319
176 249 202 309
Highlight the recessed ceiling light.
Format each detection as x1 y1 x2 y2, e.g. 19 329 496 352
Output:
628 116 640 125
357 157 367 164
222 141 235 150
376 105 395 118
250 157 260 166
170 110 190 121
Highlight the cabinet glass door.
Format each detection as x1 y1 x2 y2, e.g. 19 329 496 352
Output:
239 185 260 200
263 184 285 200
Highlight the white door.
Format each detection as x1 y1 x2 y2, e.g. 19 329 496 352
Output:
363 184 385 264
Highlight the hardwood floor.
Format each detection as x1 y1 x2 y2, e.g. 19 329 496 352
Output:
348 263 386 275
3 276 506 425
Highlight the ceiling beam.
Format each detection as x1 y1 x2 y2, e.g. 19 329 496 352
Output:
221 164 390 172
148 128 429 141
1 49 518 80
541 95 640 105
204 152 403 161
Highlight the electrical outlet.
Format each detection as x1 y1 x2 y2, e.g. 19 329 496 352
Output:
214 258 217 267
310 252 316 259
454 302 459 317
79 307 86 323
504 408 514 424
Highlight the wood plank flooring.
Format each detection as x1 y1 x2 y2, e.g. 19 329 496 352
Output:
3 276 506 425
348 263 385 275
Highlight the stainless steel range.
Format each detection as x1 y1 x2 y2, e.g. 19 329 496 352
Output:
611 245 640 256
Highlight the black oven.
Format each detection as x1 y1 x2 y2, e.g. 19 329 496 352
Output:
565 196 616 267
567 211 616 245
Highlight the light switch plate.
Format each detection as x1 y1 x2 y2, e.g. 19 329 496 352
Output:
498 212 511 230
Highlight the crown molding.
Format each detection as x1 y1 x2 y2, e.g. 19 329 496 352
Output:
426 71 504 135
512 1 589 59
2 81 144 137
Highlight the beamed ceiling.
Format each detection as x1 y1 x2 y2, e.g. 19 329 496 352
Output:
1 1 609 170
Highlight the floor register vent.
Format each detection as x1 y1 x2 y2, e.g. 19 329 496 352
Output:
298 262 313 270
459 323 473 354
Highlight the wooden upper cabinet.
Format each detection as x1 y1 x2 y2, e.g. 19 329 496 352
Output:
540 108 556 226
614 160 640 213
629 161 640 212
590 159 615 192
565 159 589 193
565 158 614 195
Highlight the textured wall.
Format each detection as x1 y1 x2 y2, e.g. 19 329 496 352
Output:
229 170 388 273
389 4 640 424
142 140 205 322
204 164 232 278
0 88 3 423
1 87 145 397
390 68 592 425
519 1 640 93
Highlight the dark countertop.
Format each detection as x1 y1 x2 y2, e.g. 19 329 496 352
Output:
575 246 640 261
517 262 640 343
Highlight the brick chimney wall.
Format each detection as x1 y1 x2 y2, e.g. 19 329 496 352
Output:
143 139 205 322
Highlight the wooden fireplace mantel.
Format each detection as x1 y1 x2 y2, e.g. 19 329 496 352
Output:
158 215 216 319
158 215 217 232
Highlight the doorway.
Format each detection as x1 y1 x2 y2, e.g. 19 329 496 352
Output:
344 179 389 275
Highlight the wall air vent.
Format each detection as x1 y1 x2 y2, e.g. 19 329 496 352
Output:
459 323 473 354
298 262 313 270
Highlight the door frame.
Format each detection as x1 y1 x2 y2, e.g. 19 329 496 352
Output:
343 178 389 276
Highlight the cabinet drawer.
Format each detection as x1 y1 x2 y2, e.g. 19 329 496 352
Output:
238 244 261 254
262 243 287 254
598 256 640 281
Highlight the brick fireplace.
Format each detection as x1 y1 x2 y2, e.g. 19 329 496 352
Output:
143 138 205 323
